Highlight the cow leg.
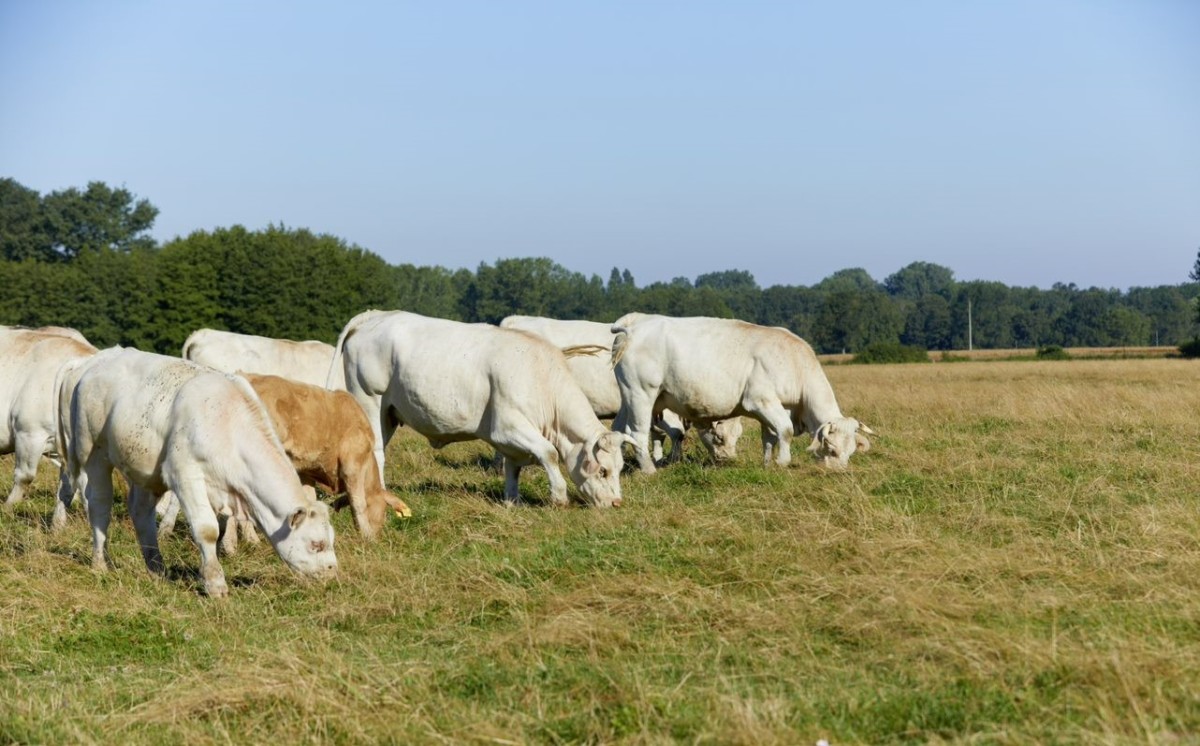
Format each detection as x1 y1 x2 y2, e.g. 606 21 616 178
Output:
4 431 43 505
218 513 237 556
761 428 775 465
654 411 687 465
239 502 261 546
498 429 569 506
502 457 524 505
126 484 164 576
537 450 570 506
81 458 114 572
755 403 794 467
614 391 658 474
156 492 181 535
173 477 228 598
50 465 79 531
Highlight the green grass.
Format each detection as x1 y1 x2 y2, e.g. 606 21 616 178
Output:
3 358 1200 743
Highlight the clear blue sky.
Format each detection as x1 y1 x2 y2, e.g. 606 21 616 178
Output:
2 1 1197 290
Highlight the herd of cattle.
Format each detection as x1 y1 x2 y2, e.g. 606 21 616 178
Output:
0 312 874 597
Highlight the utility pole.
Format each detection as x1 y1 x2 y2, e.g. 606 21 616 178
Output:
967 296 973 351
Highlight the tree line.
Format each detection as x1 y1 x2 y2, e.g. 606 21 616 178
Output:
2 178 1195 355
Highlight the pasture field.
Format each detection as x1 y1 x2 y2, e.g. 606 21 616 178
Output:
3 358 1200 744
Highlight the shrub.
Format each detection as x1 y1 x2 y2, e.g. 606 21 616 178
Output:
1178 338 1200 358
1036 345 1070 361
852 341 929 364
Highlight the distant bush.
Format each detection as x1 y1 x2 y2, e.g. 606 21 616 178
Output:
1178 338 1200 358
852 342 929 364
1036 345 1071 360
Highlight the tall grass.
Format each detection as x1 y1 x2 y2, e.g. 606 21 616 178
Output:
2 358 1199 743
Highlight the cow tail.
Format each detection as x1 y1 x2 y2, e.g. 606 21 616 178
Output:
561 344 608 359
610 325 631 368
327 309 387 389
180 329 203 360
52 356 91 475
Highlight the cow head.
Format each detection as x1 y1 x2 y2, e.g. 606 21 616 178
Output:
273 500 339 578
806 418 875 469
568 431 634 508
698 417 745 462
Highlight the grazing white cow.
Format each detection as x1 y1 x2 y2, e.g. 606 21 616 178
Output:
330 310 632 507
182 328 345 389
57 347 338 597
611 313 875 474
0 326 97 514
499 315 744 464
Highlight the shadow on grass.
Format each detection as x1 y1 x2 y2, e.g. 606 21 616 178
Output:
433 451 500 472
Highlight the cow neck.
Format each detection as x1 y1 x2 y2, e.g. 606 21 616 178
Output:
543 401 601 463
233 450 308 534
798 370 844 434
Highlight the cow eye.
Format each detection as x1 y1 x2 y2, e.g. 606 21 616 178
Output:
310 540 327 553
599 467 609 478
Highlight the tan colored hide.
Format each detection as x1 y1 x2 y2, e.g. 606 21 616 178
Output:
245 373 411 538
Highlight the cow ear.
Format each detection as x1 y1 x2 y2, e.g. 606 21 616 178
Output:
289 507 307 529
807 423 830 454
598 431 624 452
581 451 601 476
855 432 872 452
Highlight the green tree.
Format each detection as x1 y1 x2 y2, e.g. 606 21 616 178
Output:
814 267 880 294
695 269 758 292
604 267 638 319
41 181 158 260
697 269 760 320
884 261 956 300
154 224 398 350
460 257 593 324
758 284 821 340
0 178 53 261
392 264 464 319
901 294 953 349
813 290 903 353
1127 285 1197 346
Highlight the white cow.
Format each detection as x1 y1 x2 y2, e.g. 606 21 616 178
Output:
57 347 338 597
611 313 875 474
330 310 632 507
0 326 97 514
499 315 744 464
182 328 346 389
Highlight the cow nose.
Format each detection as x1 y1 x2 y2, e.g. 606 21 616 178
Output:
611 498 622 508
